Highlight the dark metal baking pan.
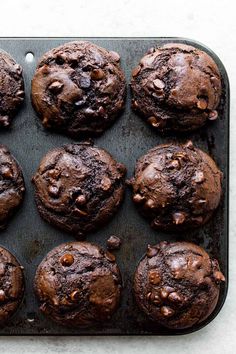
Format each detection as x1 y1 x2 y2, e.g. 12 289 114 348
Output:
0 38 229 335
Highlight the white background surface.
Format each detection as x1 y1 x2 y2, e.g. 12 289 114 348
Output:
0 0 235 352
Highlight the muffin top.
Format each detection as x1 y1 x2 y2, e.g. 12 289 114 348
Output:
31 41 126 137
134 241 225 329
0 50 24 127
131 43 221 132
130 141 222 231
34 241 122 327
0 246 24 324
0 145 25 229
32 143 126 236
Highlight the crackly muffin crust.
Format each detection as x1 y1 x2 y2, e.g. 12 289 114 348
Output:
0 50 24 127
34 241 122 327
0 145 25 229
134 241 225 329
130 141 222 231
32 143 126 237
131 43 221 132
31 41 126 137
0 246 24 324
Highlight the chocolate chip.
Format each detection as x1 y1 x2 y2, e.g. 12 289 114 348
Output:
42 116 49 126
117 163 126 174
152 90 165 98
0 116 10 127
172 212 186 225
213 271 225 282
160 288 169 299
168 291 182 302
147 292 162 305
106 235 122 250
0 290 6 302
160 306 175 317
101 177 112 191
149 269 161 284
132 100 139 109
14 64 22 75
70 290 80 301
48 81 64 93
109 51 120 62
60 253 74 267
75 195 86 206
167 159 180 170
91 69 105 80
147 116 163 128
192 171 205 184
1 166 13 179
197 199 207 205
210 76 219 87
208 110 218 121
133 194 145 204
48 185 60 198
145 199 155 209
105 251 116 262
48 169 60 180
98 106 105 116
184 140 194 150
146 246 158 258
52 297 59 306
171 88 178 97
16 90 25 98
197 98 208 110
132 66 141 77
153 78 165 89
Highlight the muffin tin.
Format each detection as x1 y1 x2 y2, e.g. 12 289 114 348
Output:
0 38 229 335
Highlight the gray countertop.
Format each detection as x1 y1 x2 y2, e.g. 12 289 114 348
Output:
0 0 235 352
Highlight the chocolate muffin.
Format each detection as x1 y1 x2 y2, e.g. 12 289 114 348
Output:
34 241 122 327
0 246 24 324
130 141 222 231
31 41 126 137
131 43 221 132
0 145 25 229
32 143 126 237
134 241 225 329
0 50 24 127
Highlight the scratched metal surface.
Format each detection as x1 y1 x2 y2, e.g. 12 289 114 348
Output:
0 38 229 335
